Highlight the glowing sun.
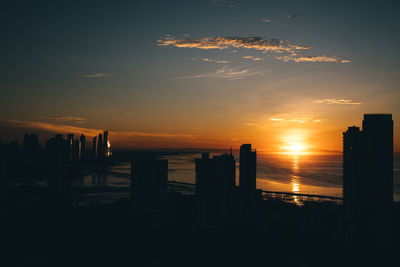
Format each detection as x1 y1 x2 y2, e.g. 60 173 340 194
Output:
281 132 310 155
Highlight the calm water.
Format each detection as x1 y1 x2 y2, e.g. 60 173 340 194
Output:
71 152 400 204
163 152 400 201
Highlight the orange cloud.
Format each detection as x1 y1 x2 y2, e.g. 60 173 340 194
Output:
313 99 361 105
0 119 198 148
158 36 311 53
276 55 349 63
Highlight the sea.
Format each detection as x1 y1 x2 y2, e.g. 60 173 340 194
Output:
73 151 400 205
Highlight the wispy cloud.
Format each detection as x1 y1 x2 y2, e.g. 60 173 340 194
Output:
285 13 302 19
158 35 349 64
0 119 196 140
171 67 266 80
199 58 230 64
261 18 288 27
313 99 361 105
262 18 273 23
81 73 110 78
212 0 237 8
41 116 87 123
158 36 311 53
269 117 321 124
242 56 264 61
276 55 350 63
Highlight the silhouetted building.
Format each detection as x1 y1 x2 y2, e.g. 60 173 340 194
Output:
22 133 40 156
92 136 97 159
0 139 5 185
195 152 236 227
103 130 111 158
66 134 74 162
97 133 103 159
46 134 68 194
343 114 393 249
80 134 86 160
239 144 257 216
130 157 168 213
72 139 80 162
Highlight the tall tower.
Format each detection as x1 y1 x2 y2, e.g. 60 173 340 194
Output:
66 134 74 162
80 134 86 160
97 133 103 159
130 157 168 213
239 144 256 200
72 139 80 161
195 152 236 226
343 114 393 248
103 130 111 157
92 136 97 159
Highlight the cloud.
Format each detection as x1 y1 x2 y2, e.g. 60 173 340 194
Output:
313 99 361 105
285 13 302 19
269 117 321 124
200 58 230 64
262 18 273 23
158 36 311 53
243 56 263 61
158 35 348 64
171 67 266 80
41 116 87 123
261 18 288 27
81 73 110 78
215 60 229 64
212 0 237 8
276 55 350 63
0 119 196 140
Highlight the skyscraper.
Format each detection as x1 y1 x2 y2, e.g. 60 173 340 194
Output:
195 152 236 227
97 133 103 159
103 130 111 157
22 133 40 162
80 134 86 160
92 136 97 159
130 157 168 213
239 144 257 215
66 134 74 162
72 139 80 162
343 114 393 248
46 134 67 194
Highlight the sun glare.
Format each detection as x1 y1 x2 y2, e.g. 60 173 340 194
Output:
281 132 310 155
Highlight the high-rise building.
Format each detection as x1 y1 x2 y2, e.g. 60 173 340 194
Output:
46 134 67 193
72 139 80 162
103 130 111 157
0 139 5 185
66 134 74 162
22 133 40 162
92 136 97 159
80 134 86 160
97 133 103 159
130 157 168 213
195 152 236 226
343 114 393 248
239 144 257 215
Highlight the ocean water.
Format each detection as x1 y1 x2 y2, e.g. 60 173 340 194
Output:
163 152 400 201
72 152 400 204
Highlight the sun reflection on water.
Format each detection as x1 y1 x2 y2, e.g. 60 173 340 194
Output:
291 155 301 205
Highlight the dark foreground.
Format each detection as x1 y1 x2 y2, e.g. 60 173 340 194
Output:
1 185 400 267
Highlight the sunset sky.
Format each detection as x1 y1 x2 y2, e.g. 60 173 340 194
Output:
1 0 400 153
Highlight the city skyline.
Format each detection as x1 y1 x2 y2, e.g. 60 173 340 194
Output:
2 1 400 265
1 1 400 153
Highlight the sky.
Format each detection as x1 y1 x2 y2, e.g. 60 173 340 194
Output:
1 0 400 153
